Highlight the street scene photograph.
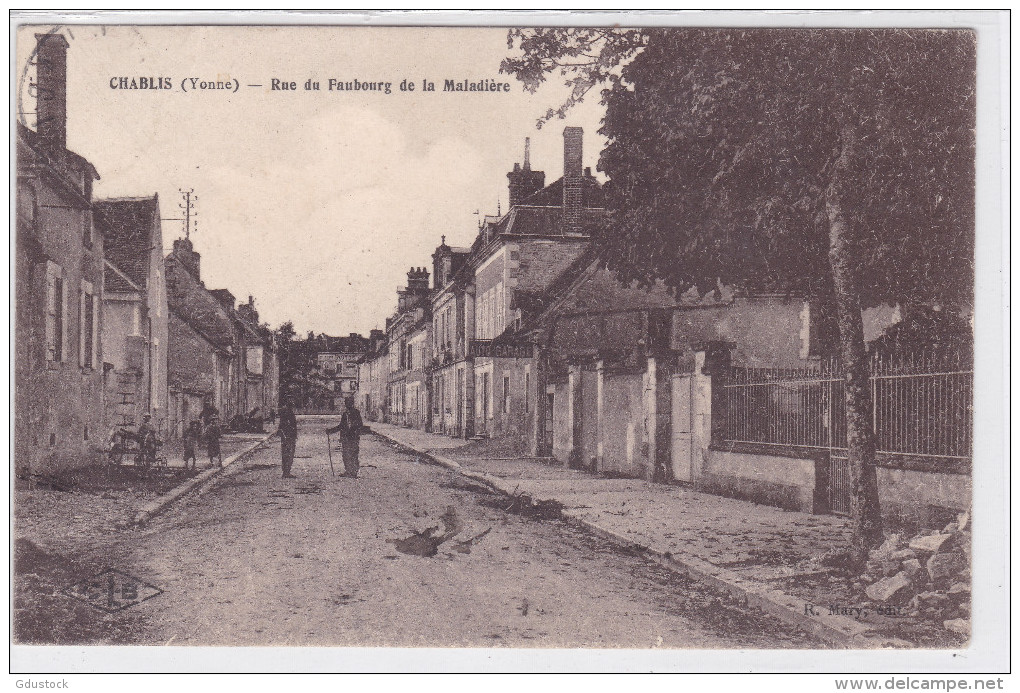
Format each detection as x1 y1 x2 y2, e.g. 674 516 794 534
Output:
10 14 1007 673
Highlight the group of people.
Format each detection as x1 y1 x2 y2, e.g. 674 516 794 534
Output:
182 401 224 470
278 395 363 479
175 395 363 478
108 413 162 466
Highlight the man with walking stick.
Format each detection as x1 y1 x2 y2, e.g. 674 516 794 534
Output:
327 396 363 478
279 398 298 479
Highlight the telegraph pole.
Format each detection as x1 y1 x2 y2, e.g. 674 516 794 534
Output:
180 188 197 239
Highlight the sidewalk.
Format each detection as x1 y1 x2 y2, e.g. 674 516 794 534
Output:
369 421 928 648
16 429 279 555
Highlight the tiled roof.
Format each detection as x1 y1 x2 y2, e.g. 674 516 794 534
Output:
94 197 159 287
17 121 100 181
519 175 605 208
498 205 607 237
165 252 235 349
104 260 142 293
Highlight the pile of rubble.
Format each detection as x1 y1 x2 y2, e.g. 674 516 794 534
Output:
857 511 971 637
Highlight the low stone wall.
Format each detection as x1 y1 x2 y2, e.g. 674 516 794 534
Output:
878 466 971 528
700 448 817 512
700 445 970 526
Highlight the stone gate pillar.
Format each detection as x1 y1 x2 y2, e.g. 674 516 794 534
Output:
691 341 733 486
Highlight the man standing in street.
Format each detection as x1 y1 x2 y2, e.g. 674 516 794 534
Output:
279 398 298 478
327 396 363 478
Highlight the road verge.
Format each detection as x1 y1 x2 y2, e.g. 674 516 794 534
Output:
134 430 278 526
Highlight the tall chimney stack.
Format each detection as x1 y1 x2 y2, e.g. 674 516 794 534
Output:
173 238 201 279
507 137 545 207
562 127 583 233
34 33 69 153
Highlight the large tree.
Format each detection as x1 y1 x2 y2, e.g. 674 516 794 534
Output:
503 28 975 567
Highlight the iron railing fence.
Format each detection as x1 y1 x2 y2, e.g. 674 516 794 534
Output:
721 353 973 462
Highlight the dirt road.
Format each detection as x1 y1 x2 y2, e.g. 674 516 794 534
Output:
15 417 821 648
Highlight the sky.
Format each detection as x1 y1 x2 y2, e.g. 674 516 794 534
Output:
16 25 608 336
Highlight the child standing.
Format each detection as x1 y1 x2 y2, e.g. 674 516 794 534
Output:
206 415 223 467
183 420 202 471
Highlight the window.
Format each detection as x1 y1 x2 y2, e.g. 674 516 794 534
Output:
496 284 504 334
502 374 511 414
18 185 37 229
45 262 65 362
80 281 96 369
246 345 264 375
525 369 531 414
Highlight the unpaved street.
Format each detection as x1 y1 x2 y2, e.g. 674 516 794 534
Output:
16 417 820 648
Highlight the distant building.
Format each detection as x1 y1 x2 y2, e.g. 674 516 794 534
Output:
286 332 368 412
356 329 388 421
429 239 473 437
165 240 279 433
165 237 236 436
15 34 105 476
95 196 169 435
208 290 279 423
384 268 431 427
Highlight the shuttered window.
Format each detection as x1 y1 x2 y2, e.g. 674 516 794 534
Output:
79 280 95 369
45 261 65 362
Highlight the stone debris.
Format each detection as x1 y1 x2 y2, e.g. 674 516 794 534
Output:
858 512 971 637
865 571 913 604
889 548 916 561
901 558 922 578
943 618 970 636
926 552 966 582
948 582 970 596
908 532 952 554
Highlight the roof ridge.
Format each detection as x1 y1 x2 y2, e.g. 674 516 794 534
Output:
95 195 158 203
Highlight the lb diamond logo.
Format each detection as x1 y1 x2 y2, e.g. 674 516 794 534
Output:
63 569 163 613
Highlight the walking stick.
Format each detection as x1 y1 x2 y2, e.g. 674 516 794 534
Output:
326 431 335 477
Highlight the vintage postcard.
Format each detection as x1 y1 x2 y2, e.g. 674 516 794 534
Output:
10 12 1008 674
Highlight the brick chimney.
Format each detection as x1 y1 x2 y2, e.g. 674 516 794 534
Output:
34 33 69 153
507 137 545 207
172 238 201 279
562 127 583 233
407 266 430 293
238 295 259 323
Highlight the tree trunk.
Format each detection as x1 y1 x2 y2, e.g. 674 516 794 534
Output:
826 124 884 569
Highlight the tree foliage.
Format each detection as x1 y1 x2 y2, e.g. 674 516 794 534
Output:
503 27 976 564
502 28 647 125
504 28 975 314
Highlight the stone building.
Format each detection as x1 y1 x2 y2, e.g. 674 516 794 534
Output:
287 332 368 411
165 237 237 436
384 268 432 428
356 330 388 422
15 34 106 476
469 127 606 445
95 196 169 436
208 290 279 424
429 239 473 437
